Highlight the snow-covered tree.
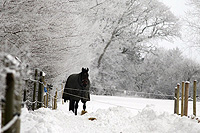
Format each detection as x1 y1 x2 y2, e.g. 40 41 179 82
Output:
135 48 200 97
90 0 180 94
89 0 180 68
185 0 200 48
92 45 200 97
0 0 94 87
0 0 32 65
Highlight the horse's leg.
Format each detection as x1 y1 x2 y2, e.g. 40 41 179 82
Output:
69 100 72 111
74 100 79 115
69 100 75 112
83 102 86 111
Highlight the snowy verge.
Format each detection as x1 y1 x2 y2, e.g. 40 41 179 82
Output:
19 95 200 133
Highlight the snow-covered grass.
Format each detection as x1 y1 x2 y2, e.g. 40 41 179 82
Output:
17 95 200 133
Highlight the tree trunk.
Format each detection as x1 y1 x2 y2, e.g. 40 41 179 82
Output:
97 40 112 68
97 32 116 68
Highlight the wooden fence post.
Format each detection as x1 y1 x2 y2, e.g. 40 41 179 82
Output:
44 95 46 108
42 72 45 107
43 82 47 108
32 69 38 110
2 72 21 133
56 90 58 109
37 71 42 108
37 71 44 108
174 87 178 114
46 86 49 108
61 84 64 104
193 80 197 116
184 81 190 116
52 97 54 110
23 80 28 108
181 81 185 117
4 73 15 133
54 89 58 109
14 75 22 133
1 99 5 128
177 83 180 115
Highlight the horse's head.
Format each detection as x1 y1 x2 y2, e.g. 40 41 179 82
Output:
81 68 89 87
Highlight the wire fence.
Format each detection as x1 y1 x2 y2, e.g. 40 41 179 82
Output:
1 68 52 132
22 100 44 106
115 89 174 98
1 82 199 133
2 66 199 132
92 99 142 111
55 86 174 112
62 91 89 100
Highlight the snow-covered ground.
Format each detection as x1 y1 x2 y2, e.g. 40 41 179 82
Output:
2 95 200 133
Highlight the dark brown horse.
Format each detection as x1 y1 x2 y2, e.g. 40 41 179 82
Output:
62 68 90 115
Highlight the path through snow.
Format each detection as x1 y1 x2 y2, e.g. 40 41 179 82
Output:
12 95 200 132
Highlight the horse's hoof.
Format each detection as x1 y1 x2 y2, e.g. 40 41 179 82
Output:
88 117 97 121
81 110 88 115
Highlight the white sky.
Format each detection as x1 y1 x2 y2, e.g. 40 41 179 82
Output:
159 0 189 16
158 0 200 63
